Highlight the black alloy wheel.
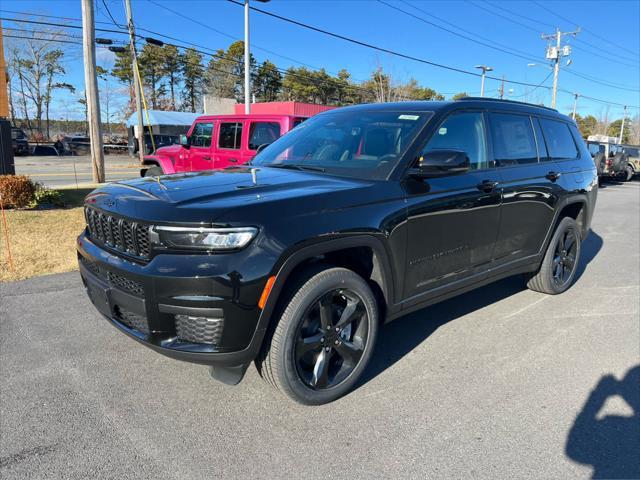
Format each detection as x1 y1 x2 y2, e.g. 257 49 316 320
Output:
552 228 578 289
294 289 369 390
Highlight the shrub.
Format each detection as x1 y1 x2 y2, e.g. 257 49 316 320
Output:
32 186 64 208
0 175 36 208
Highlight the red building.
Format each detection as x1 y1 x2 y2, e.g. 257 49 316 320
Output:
234 101 335 117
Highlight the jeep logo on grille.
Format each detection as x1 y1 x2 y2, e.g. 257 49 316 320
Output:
101 197 116 208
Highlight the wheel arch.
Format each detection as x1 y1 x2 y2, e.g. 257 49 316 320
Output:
257 235 397 339
139 155 174 176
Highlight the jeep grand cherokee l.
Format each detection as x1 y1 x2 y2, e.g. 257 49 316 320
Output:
78 98 598 405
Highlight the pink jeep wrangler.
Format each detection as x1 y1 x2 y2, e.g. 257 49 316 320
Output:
141 114 306 176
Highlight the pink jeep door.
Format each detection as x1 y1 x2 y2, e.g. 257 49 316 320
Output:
187 120 214 171
214 121 245 168
247 120 282 156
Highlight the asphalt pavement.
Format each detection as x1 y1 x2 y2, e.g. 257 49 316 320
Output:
1 180 638 479
13 154 140 188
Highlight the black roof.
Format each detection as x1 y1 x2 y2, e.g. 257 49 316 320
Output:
325 98 570 121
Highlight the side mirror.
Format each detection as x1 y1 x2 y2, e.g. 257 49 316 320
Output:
255 143 271 154
410 149 470 178
179 134 190 149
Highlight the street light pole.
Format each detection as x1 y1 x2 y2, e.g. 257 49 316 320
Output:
475 65 493 97
244 0 250 114
243 0 270 114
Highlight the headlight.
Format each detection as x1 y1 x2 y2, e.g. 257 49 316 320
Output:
154 226 258 251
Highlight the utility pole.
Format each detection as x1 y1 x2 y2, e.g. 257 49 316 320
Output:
618 105 627 144
124 0 145 164
499 76 505 99
572 93 579 119
475 65 493 97
81 0 104 183
542 27 580 108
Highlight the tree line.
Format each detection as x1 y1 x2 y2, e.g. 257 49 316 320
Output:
111 40 447 114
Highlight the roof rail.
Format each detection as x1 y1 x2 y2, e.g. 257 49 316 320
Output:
455 97 558 113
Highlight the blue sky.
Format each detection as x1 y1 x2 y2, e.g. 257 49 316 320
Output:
2 0 639 120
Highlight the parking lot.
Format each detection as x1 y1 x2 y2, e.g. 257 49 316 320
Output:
1 180 638 479
13 154 140 188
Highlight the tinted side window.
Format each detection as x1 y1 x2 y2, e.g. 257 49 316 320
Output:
219 122 243 149
540 119 578 160
422 112 488 170
190 122 213 148
489 113 538 165
293 118 306 127
248 122 281 150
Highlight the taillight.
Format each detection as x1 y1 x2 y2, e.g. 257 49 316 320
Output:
606 159 612 166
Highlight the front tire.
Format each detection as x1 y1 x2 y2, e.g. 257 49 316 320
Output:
527 217 582 295
257 267 379 405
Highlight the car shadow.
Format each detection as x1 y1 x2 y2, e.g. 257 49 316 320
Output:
565 365 639 479
357 229 603 389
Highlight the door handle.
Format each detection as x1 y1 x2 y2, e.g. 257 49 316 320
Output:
229 158 238 163
476 180 499 192
545 171 561 181
202 155 211 160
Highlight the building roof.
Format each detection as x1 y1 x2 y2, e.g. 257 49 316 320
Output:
126 110 200 127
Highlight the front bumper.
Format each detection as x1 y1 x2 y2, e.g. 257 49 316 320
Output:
77 231 270 368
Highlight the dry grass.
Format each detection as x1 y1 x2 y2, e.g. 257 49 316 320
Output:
1 207 86 282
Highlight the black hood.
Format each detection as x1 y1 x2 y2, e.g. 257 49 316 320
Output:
86 167 377 225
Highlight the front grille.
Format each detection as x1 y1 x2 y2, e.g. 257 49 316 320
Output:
80 256 144 297
114 306 149 334
175 315 224 345
85 206 151 260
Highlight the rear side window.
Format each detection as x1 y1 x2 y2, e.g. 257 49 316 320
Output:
293 118 306 127
489 113 538 165
540 119 578 160
423 112 488 170
219 122 243 149
248 122 281 150
190 122 213 148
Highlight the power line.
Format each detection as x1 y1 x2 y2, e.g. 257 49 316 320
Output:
470 0 640 68
562 68 640 92
377 0 540 63
532 0 640 58
100 0 127 30
399 0 542 61
0 8 115 26
3 27 83 40
225 0 557 90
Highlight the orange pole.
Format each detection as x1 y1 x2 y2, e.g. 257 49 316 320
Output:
0 196 14 272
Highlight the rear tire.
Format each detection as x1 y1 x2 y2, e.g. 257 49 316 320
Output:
143 166 163 177
527 217 581 295
623 165 634 182
256 267 379 405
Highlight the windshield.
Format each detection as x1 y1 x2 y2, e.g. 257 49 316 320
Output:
251 109 432 179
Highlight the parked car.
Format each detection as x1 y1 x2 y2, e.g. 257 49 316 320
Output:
140 114 307 176
78 98 598 405
621 145 639 180
62 134 91 156
586 135 631 181
11 128 29 155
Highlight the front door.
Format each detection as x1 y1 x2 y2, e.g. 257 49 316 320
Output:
187 121 214 171
214 121 244 168
404 111 502 302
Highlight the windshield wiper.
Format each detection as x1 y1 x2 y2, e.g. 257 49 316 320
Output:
267 164 326 173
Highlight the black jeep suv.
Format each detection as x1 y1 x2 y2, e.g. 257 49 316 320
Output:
78 99 598 405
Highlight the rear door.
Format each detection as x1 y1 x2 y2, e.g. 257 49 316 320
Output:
187 120 214 171
490 112 562 264
404 110 503 300
246 120 283 158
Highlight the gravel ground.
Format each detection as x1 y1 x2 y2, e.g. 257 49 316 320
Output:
1 180 638 479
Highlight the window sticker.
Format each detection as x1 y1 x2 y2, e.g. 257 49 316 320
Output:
438 127 448 135
398 114 420 120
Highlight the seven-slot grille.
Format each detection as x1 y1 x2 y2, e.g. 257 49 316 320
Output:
85 206 151 259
